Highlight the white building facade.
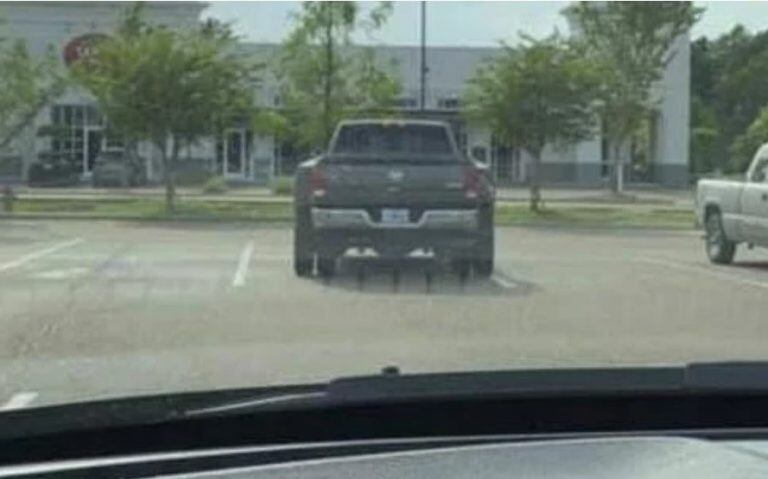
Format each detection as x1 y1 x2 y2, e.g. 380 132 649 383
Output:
0 1 690 187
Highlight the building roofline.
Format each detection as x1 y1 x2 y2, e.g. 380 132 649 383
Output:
0 1 207 7
240 41 501 52
338 118 449 127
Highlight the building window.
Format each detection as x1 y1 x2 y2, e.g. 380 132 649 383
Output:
455 132 467 154
393 97 417 109
216 128 250 177
648 110 659 164
50 105 85 163
272 143 281 176
490 135 522 184
103 136 124 152
600 119 610 179
50 104 106 174
103 121 125 152
273 139 309 175
438 97 461 110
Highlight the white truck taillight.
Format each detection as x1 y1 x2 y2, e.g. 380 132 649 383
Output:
310 166 328 198
462 165 482 199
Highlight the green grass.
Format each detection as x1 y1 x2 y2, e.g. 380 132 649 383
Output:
201 176 228 194
13 198 292 221
270 176 294 196
496 204 695 229
6 198 695 229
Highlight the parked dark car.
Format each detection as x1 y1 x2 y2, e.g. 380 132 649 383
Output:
293 119 495 277
92 151 146 187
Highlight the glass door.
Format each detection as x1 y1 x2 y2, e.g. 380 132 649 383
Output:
84 128 103 174
224 129 247 178
51 105 104 176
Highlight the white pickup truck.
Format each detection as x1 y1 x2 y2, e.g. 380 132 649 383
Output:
696 143 768 264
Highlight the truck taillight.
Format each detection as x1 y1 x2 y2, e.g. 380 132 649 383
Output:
462 165 482 199
310 167 327 198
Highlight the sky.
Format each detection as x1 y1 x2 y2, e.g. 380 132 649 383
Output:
204 1 768 47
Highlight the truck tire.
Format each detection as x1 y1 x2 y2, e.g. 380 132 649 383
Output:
317 256 337 278
705 210 736 264
474 204 495 277
293 207 314 277
474 252 494 278
453 257 471 280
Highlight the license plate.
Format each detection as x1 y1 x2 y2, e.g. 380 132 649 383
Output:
381 208 410 225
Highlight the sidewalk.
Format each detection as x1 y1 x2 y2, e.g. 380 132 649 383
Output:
496 187 694 208
11 185 694 209
13 185 274 199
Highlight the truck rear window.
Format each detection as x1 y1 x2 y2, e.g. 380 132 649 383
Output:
332 124 454 157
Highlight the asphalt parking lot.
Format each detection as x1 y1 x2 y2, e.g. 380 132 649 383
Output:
1 219 768 409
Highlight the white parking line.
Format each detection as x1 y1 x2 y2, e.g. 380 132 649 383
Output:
0 392 38 411
491 273 518 289
250 253 291 261
0 238 83 274
232 240 255 287
638 257 768 291
34 267 90 280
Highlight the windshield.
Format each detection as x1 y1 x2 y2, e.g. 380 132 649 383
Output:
1 0 766 419
332 124 454 157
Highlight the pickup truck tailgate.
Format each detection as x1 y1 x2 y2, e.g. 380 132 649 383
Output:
321 160 470 205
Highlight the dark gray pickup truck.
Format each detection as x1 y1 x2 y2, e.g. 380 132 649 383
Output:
293 119 495 277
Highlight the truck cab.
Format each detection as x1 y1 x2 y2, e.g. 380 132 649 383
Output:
696 143 768 263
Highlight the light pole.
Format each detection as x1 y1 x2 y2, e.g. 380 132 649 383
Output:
419 0 427 112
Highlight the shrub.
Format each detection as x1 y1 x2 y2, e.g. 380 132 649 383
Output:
270 176 293 196
202 176 228 194
175 170 212 187
730 105 768 173
27 162 81 187
0 155 22 177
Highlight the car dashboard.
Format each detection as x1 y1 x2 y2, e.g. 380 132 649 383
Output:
2 436 768 478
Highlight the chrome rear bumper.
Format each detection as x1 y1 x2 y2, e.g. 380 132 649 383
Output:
311 207 478 230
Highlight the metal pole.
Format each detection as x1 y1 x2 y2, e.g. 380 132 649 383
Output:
420 0 427 111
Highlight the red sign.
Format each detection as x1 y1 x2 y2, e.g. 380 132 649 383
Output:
62 33 109 67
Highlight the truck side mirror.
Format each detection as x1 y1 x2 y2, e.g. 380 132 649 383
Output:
470 146 487 163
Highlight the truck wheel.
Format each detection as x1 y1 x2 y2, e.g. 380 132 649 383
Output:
452 257 471 279
705 211 736 264
474 205 495 277
474 257 494 278
317 256 337 278
293 207 314 277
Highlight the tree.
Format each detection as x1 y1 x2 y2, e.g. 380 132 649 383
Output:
73 9 262 212
690 37 722 175
691 25 768 173
0 20 66 151
278 1 400 151
572 2 702 193
690 95 721 175
731 105 768 173
710 26 768 152
464 36 600 211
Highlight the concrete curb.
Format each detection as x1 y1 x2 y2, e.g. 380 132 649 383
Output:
9 198 692 214
16 194 294 204
0 213 292 223
0 212 696 231
14 194 677 206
